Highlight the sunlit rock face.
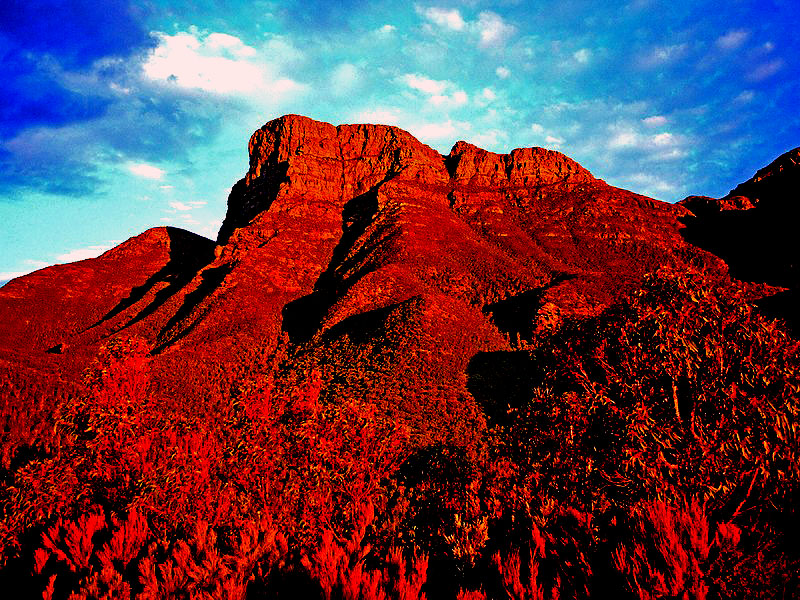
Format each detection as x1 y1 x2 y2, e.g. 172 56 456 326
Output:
2 114 791 431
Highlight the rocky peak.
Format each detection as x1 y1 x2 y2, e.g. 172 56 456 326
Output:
245 114 447 186
218 115 449 244
218 115 604 246
748 146 800 184
680 195 756 216
725 146 800 206
446 140 594 187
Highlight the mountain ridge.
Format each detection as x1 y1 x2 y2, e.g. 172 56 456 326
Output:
0 115 794 424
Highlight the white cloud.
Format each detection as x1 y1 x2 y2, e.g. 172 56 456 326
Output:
651 132 675 146
56 244 113 263
143 30 305 97
638 43 688 68
573 48 591 64
652 148 687 161
475 11 516 48
24 259 50 269
603 122 687 163
176 213 200 225
401 73 468 107
0 259 51 281
607 123 684 155
625 173 675 196
716 29 749 50
482 88 496 101
734 90 755 104
529 123 567 149
198 220 222 239
518 98 696 196
414 119 463 140
496 66 511 79
262 36 305 65
0 271 32 282
642 115 668 127
357 108 403 125
747 59 784 81
429 90 468 107
109 82 131 95
417 6 466 31
402 73 448 95
378 24 396 34
361 111 471 146
428 91 468 108
609 131 639 148
128 163 165 179
169 200 207 211
331 63 360 94
205 32 258 57
471 129 506 150
416 7 515 49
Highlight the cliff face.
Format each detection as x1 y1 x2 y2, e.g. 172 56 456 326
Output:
1 114 783 434
217 115 449 246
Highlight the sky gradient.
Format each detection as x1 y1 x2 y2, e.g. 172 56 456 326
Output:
1 0 798 282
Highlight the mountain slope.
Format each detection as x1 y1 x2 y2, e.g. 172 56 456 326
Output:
680 146 799 331
0 115 788 432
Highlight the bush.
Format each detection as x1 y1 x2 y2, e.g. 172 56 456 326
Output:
1 269 798 598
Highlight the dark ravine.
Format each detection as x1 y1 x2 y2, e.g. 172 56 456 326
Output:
0 114 795 422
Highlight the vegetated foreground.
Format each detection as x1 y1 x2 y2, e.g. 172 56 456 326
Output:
0 116 798 598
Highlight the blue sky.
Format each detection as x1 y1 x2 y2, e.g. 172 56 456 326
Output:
1 0 798 281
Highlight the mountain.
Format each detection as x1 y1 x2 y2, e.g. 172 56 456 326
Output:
2 115 799 599
0 115 792 434
0 119 681 417
0 115 797 424
680 146 800 332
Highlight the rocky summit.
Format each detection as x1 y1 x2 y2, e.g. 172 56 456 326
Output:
0 115 795 434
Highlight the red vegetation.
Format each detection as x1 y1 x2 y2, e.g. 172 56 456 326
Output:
1 269 798 598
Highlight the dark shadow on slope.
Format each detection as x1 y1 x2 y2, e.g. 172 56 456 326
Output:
680 187 798 331
482 273 575 342
756 289 799 335
281 184 389 345
320 301 404 346
217 162 289 245
680 206 797 287
281 292 332 346
466 350 540 425
85 227 215 334
150 262 234 354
